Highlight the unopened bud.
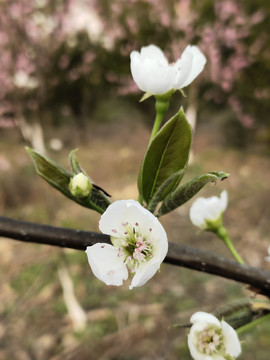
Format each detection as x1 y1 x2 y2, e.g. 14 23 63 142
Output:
189 190 228 231
69 172 92 197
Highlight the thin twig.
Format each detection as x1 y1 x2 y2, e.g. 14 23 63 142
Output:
0 216 270 295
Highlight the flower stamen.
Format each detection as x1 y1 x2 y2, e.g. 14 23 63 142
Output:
112 221 154 272
197 327 223 355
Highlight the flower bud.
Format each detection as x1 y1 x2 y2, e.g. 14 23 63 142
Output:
69 172 92 197
189 190 228 231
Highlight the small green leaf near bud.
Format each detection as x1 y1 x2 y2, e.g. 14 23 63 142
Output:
69 149 84 175
69 172 92 197
26 147 110 214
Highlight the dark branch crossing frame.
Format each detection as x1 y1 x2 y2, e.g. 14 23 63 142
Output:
0 216 270 296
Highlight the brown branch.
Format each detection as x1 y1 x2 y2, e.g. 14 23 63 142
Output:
0 216 270 295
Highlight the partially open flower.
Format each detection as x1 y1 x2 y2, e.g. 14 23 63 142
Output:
130 44 206 95
188 311 241 360
86 199 168 289
69 172 92 197
189 190 228 230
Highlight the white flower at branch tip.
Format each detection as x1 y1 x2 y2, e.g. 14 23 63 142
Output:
69 172 92 197
130 44 206 95
188 311 241 360
189 190 228 230
85 199 168 289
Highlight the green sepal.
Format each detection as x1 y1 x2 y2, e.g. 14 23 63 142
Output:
224 355 235 360
26 147 110 214
140 92 153 102
178 89 187 98
139 107 192 205
157 171 229 217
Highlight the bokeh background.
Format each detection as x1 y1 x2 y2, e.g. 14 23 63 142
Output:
0 0 270 359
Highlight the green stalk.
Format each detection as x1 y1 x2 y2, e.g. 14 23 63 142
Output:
216 226 244 264
149 94 171 142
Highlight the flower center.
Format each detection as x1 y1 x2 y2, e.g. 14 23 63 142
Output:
197 327 224 355
111 222 153 272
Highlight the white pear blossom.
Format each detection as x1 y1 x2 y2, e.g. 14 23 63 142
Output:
86 199 168 289
188 311 241 360
130 44 206 95
189 190 228 230
69 172 92 197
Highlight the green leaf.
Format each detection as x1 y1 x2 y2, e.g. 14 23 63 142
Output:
69 149 84 175
90 186 111 212
26 147 110 214
213 298 270 332
157 171 230 217
147 169 185 214
213 299 254 329
27 147 73 195
140 107 192 204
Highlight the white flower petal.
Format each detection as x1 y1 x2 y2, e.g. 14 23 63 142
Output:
189 198 208 228
188 311 241 360
86 243 128 286
129 256 161 289
99 200 128 237
221 320 241 357
180 45 207 88
100 199 168 264
140 44 168 65
130 52 174 94
202 199 223 220
172 47 193 89
189 191 228 229
138 58 175 94
220 190 228 211
190 312 221 327
188 333 210 360
148 219 168 263
99 199 147 237
130 44 206 95
98 200 168 288
100 200 166 242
